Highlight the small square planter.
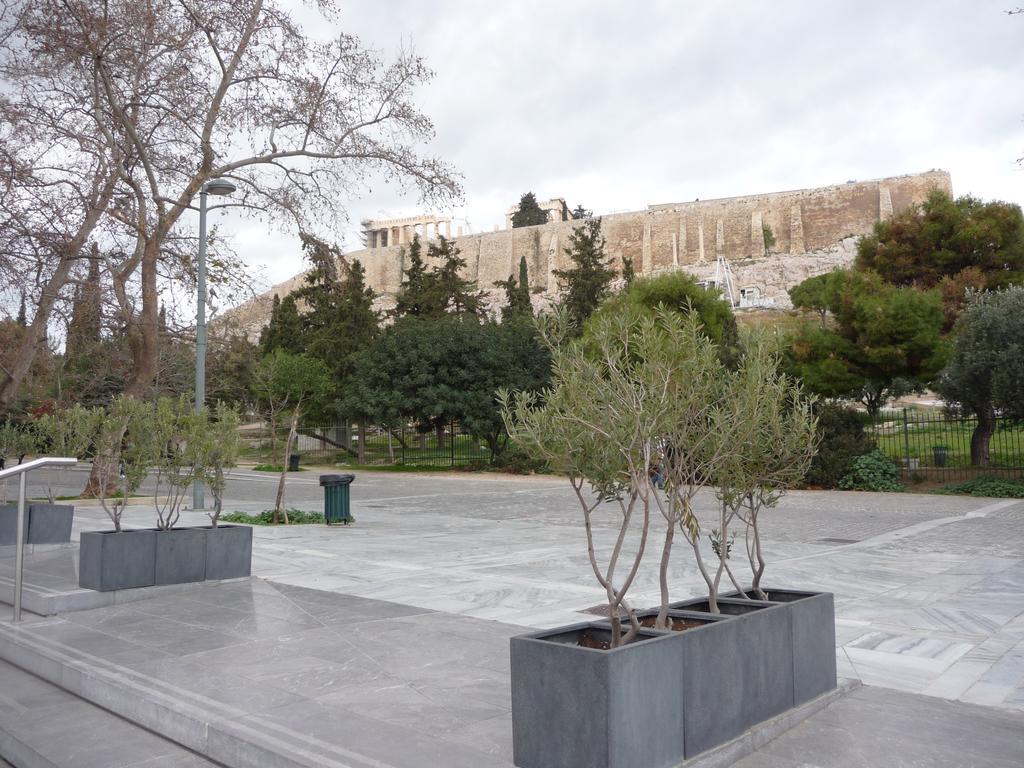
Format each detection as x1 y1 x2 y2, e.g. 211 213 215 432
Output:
154 527 207 585
204 524 253 581
724 588 837 704
27 503 74 544
511 621 686 768
0 504 27 546
79 529 156 592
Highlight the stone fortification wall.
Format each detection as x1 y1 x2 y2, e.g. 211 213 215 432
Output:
220 170 951 338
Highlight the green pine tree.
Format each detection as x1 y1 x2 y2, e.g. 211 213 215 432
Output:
553 217 616 329
392 235 432 318
430 236 483 317
621 256 636 286
259 293 305 354
511 192 549 228
494 256 533 320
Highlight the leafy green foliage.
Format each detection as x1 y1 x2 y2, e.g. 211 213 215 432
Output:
936 286 1024 467
511 192 549 228
220 509 326 525
933 476 1024 498
393 235 483 319
804 404 874 488
348 315 550 459
838 449 903 491
553 217 617 329
259 294 305 355
937 286 1024 421
786 269 946 413
494 256 532 320
857 191 1024 294
588 272 740 366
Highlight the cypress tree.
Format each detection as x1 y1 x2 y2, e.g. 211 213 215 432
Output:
553 217 616 328
511 192 549 228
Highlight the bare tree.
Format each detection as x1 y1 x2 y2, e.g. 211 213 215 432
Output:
0 0 460 410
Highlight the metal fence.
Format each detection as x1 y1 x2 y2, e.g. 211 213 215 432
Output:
869 408 1024 482
241 420 492 468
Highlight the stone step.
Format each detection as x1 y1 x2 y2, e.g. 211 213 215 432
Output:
0 619 506 768
0 659 219 768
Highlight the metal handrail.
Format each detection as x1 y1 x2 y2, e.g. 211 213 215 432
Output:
2 457 77 622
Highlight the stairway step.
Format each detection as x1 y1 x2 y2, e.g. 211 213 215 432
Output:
0 659 219 768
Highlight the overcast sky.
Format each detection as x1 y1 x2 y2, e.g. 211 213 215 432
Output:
220 0 1024 304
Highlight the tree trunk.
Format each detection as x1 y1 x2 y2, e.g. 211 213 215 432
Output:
655 520 675 629
0 260 73 412
435 422 445 451
274 407 299 523
357 422 366 464
970 407 995 467
123 239 161 397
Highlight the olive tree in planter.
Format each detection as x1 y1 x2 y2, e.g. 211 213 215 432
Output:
502 314 836 768
79 396 162 591
502 309 711 768
27 405 98 543
202 403 251 580
150 396 210 585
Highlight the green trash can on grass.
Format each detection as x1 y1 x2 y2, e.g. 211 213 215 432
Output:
319 474 355 524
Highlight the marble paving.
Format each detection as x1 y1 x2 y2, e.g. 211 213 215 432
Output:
4 469 1024 717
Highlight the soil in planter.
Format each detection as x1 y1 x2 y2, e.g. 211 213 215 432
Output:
576 629 613 650
638 615 714 632
683 599 767 615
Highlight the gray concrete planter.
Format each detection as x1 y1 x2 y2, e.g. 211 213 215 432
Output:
664 597 795 757
204 524 253 581
79 529 156 592
27 503 74 544
511 621 686 768
154 527 207 585
723 588 838 703
511 592 835 767
0 504 26 545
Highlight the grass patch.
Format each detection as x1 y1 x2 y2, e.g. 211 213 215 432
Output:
933 476 1024 498
220 509 326 525
251 464 305 473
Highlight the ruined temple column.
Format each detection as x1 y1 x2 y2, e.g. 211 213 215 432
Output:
444 220 452 238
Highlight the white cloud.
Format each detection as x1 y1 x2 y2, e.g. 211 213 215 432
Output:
226 0 1024 295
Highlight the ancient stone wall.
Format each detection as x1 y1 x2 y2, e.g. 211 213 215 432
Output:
220 170 951 338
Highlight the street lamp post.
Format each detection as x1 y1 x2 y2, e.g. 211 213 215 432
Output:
193 178 236 511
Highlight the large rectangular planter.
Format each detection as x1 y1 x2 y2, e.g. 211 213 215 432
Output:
27 503 74 544
511 622 686 768
723 588 838 703
79 529 156 591
0 504 27 546
204 524 253 580
154 527 207 585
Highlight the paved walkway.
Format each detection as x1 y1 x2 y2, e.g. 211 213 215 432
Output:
1 470 1023 766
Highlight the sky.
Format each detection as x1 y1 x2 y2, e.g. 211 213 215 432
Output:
218 0 1024 305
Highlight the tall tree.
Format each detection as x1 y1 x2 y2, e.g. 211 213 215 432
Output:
553 217 617 328
494 256 532 320
511 192 549 228
936 286 1024 466
429 237 483 317
571 204 592 220
856 191 1024 322
258 294 305 355
786 270 946 414
392 235 431 318
0 1 460 410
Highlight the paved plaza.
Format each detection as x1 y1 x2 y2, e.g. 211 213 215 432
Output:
1 467 1023 766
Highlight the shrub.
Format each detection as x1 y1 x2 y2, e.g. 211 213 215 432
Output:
934 476 1024 498
804 404 874 487
838 449 903 492
220 509 326 525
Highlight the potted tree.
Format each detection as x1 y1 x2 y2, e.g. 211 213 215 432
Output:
27 405 97 544
503 311 834 767
79 396 161 591
202 403 250 580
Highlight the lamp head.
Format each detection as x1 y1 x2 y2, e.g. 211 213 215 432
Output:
204 178 236 196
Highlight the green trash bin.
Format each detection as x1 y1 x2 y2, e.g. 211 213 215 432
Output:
933 445 949 468
319 474 355 525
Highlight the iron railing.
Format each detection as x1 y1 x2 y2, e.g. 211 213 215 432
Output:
868 408 1024 481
